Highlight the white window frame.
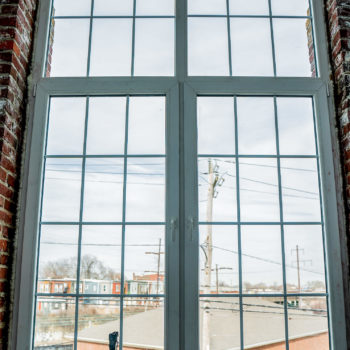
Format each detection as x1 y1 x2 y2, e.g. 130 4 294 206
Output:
11 0 347 349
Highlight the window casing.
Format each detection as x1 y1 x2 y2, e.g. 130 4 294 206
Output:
12 0 347 349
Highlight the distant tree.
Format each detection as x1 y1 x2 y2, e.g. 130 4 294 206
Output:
40 255 120 280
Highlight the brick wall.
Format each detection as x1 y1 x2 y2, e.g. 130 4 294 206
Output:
0 0 36 348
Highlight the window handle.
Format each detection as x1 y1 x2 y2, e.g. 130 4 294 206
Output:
170 218 177 242
187 217 196 242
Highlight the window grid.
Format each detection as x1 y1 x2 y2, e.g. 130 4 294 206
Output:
197 95 328 349
16 0 345 349
46 0 176 77
33 96 166 350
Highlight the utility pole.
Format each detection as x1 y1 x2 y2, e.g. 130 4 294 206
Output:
291 245 311 308
202 159 218 350
145 238 164 295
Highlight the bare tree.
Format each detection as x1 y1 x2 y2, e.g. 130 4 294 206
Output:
40 255 120 280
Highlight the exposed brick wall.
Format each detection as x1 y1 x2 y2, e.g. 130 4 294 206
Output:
0 0 36 348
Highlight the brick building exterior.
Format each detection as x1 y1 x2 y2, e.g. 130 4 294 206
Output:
0 0 349 349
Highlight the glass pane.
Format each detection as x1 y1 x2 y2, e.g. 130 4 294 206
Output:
90 19 132 76
274 19 315 77
42 159 82 221
277 97 316 155
243 297 286 349
229 0 269 15
86 97 126 155
80 226 122 291
239 159 280 222
83 158 124 222
199 297 240 349
287 297 329 350
237 97 276 154
188 18 229 76
199 225 239 294
125 158 165 222
94 0 133 16
78 297 121 348
37 225 78 291
271 0 310 16
285 225 326 293
123 298 164 349
231 18 274 76
137 0 175 16
49 19 90 77
53 0 91 16
124 226 165 294
197 97 235 155
241 226 283 293
188 0 226 15
34 297 75 348
46 98 86 155
134 19 174 76
128 97 165 154
198 158 237 222
281 159 321 222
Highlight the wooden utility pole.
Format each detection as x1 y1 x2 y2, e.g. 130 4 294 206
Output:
202 159 217 350
145 238 164 294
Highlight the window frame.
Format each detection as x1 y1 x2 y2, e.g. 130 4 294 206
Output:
11 0 347 349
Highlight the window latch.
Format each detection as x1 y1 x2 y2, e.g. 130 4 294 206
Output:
170 218 177 242
187 217 196 242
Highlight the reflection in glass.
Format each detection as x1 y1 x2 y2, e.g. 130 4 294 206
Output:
123 298 164 349
287 297 329 350
34 297 75 348
137 0 175 16
37 226 79 291
90 19 132 76
281 159 321 222
229 0 269 15
83 159 124 222
241 226 283 293
243 297 286 349
42 159 82 221
277 97 316 155
124 226 165 294
77 298 120 348
126 158 165 222
231 19 273 76
271 0 310 16
49 19 90 77
188 18 229 76
134 19 174 76
198 158 237 222
87 97 126 155
128 97 165 154
199 225 238 294
197 97 235 155
274 19 315 77
199 297 240 350
80 226 122 292
94 0 133 16
46 98 86 155
188 0 226 15
240 159 280 222
237 97 276 154
53 0 91 16
285 225 326 293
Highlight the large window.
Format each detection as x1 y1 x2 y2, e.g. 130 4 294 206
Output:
14 0 347 350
